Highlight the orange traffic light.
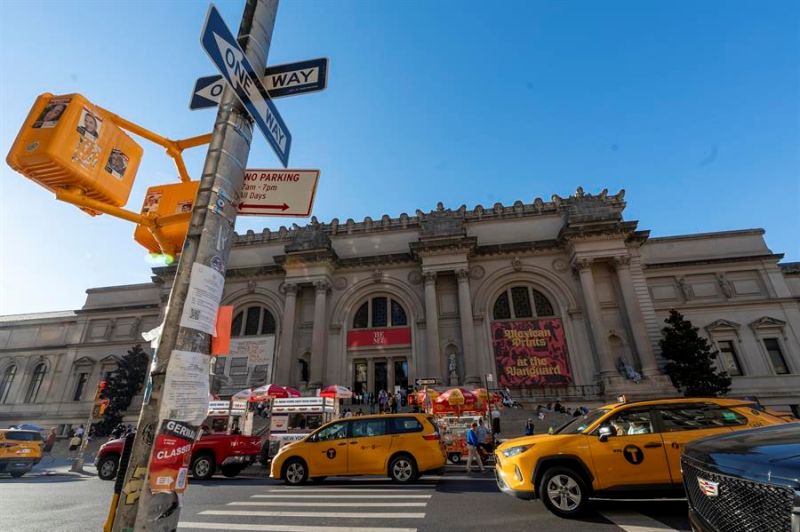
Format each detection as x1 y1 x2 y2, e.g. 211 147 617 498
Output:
6 93 143 214
133 181 200 257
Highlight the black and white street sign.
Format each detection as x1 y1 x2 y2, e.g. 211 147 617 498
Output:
415 378 438 386
190 58 328 110
200 5 291 167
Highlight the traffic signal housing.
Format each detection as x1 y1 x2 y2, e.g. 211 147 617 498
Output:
134 181 200 257
6 93 143 214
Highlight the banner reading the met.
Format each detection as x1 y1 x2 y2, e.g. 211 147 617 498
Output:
491 319 573 387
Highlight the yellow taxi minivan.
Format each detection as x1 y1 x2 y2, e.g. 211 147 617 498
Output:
270 413 446 484
0 429 44 478
495 397 789 518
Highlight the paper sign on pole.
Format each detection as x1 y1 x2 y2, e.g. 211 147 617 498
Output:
159 350 211 427
180 262 225 335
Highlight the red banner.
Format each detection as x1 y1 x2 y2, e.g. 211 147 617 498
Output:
148 419 196 494
347 327 411 348
491 319 572 387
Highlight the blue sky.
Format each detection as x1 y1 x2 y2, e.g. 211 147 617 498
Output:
1 0 798 315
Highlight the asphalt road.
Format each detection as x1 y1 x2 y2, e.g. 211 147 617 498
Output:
0 463 691 532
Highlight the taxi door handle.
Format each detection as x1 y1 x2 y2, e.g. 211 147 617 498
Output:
338 442 347 446
349 441 358 445
644 442 662 448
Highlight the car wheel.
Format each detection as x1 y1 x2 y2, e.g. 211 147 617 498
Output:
10 471 25 478
97 455 119 481
191 453 216 480
448 453 461 464
220 465 244 478
539 467 589 518
282 458 308 485
389 455 417 483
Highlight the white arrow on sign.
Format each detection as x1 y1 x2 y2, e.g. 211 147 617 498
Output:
238 169 320 217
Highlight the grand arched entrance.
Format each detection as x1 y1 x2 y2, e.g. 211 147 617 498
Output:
346 295 412 394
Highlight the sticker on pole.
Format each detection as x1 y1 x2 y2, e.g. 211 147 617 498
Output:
148 419 197 494
238 169 320 217
200 4 292 167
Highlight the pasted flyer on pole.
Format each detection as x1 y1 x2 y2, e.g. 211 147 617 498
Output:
179 262 225 335
159 349 210 426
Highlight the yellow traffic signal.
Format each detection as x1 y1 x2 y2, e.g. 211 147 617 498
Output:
133 181 200 257
6 93 143 214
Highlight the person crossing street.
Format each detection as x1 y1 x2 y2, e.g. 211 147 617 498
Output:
465 422 485 473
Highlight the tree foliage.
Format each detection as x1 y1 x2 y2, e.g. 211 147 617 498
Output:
659 310 731 397
92 344 150 436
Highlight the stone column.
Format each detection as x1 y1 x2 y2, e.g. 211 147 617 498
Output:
387 358 395 392
613 256 661 376
309 280 329 388
574 258 615 377
368 359 375 394
423 271 442 380
456 268 479 384
275 283 298 385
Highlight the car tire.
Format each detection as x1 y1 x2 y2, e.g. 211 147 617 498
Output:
282 458 308 485
220 465 244 478
10 471 25 478
388 454 417 483
448 453 461 464
539 467 589 518
191 453 216 480
97 455 120 481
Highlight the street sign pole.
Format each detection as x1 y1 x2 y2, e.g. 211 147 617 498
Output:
112 1 278 530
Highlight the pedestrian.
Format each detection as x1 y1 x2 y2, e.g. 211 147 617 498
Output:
476 418 490 454
68 432 82 459
74 424 85 438
43 427 57 462
491 407 501 436
524 418 535 436
465 422 485 473
548 425 555 435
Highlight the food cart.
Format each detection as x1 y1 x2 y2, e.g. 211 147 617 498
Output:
265 397 338 459
206 399 249 434
427 388 489 464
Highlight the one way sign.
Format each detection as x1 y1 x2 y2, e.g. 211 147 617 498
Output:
190 58 328 110
200 4 291 167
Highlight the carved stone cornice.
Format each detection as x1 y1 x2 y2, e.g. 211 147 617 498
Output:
422 271 437 285
313 280 331 293
224 265 284 279
409 236 478 260
749 316 786 330
572 257 594 273
612 255 632 269
455 268 470 281
273 249 339 268
279 282 299 296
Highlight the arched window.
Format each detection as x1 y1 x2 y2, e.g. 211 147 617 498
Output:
0 365 16 404
231 306 276 337
492 286 555 320
352 297 408 329
25 363 47 403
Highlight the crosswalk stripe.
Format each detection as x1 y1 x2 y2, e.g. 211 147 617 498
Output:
230 501 428 507
199 510 426 519
599 511 679 532
179 523 417 532
251 494 432 499
267 487 434 493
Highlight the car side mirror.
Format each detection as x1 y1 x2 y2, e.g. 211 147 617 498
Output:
598 426 613 442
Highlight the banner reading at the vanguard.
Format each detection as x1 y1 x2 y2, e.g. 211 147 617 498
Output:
491 319 572 387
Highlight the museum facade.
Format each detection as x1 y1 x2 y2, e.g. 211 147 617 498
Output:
2 188 799 431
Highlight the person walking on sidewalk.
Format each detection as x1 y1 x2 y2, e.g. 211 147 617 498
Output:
465 422 485 473
43 427 57 462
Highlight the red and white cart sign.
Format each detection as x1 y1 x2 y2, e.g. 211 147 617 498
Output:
237 169 320 217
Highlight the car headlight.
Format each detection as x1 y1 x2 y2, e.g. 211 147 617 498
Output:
501 444 533 457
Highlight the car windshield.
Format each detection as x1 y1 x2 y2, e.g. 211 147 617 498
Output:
555 409 611 434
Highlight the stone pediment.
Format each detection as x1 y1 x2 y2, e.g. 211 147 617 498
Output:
99 355 122 365
73 356 96 367
285 224 332 253
749 316 786 330
705 319 741 331
418 202 465 239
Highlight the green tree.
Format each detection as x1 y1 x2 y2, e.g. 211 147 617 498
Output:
92 344 150 436
659 309 731 397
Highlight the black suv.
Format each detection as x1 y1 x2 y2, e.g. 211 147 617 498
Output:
681 422 800 532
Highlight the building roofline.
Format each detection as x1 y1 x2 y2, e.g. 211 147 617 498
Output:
85 283 159 294
646 228 765 243
0 310 78 324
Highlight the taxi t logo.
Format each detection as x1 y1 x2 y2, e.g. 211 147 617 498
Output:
326 448 336 460
622 444 644 465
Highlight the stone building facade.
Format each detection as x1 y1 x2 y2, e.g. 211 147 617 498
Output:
2 188 799 430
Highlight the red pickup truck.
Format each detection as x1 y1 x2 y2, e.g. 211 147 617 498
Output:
94 433 262 481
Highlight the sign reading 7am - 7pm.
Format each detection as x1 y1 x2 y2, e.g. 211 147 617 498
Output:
200 5 291 167
238 169 320 217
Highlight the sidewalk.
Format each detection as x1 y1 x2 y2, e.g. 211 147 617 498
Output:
25 456 98 478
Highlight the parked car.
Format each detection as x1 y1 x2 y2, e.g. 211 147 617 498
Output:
0 429 43 478
494 397 789 518
95 432 262 481
682 422 800 532
270 413 446 484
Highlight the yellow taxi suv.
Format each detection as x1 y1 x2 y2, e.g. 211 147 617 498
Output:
270 413 446 484
494 397 789 518
0 429 44 478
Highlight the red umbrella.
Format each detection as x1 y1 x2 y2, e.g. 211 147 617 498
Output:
235 384 301 402
319 385 353 399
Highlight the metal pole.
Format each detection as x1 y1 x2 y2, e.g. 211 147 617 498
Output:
112 1 278 530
